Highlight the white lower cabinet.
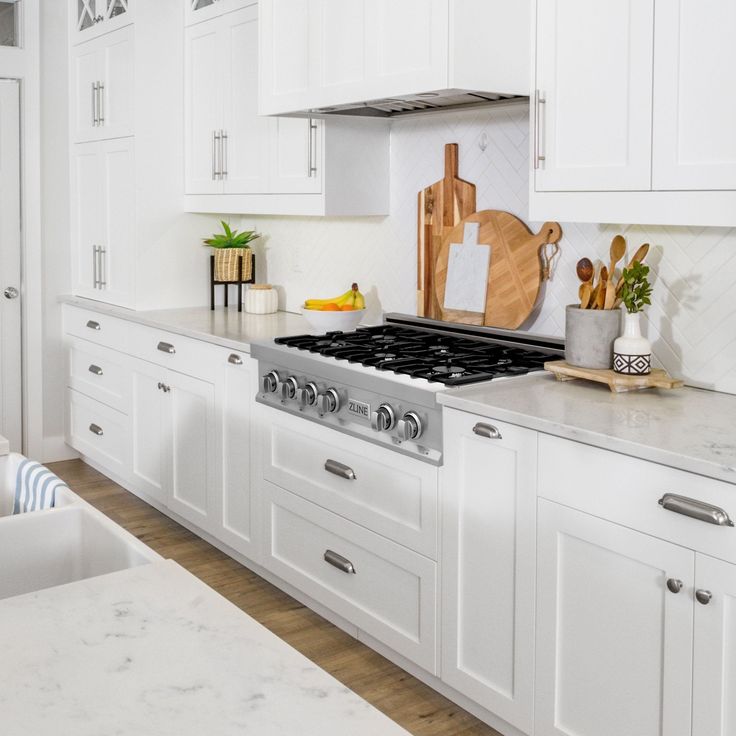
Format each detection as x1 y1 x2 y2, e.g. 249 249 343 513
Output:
536 500 694 736
441 409 536 733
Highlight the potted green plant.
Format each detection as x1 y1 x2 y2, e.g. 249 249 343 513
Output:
613 261 653 375
203 220 260 282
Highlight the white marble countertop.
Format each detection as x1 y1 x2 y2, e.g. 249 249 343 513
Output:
0 560 410 736
440 374 736 485
60 295 310 352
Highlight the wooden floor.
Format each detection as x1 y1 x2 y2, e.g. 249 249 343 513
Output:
49 459 502 736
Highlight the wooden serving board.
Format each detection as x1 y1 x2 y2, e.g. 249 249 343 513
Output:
434 211 562 329
417 143 476 319
545 361 684 393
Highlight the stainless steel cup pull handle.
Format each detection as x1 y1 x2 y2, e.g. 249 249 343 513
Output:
473 423 502 440
324 459 356 481
228 353 243 365
696 589 713 605
89 423 104 436
157 342 176 354
658 493 734 527
666 578 683 594
324 549 356 575
88 364 103 376
86 320 101 331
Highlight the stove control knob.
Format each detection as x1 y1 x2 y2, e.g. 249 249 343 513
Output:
296 382 318 408
317 388 340 414
280 376 299 401
371 404 396 432
397 411 423 442
262 370 281 394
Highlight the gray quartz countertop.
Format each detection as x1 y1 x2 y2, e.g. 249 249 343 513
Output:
439 374 736 485
60 296 310 352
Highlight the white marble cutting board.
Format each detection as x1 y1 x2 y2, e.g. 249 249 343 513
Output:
443 222 491 313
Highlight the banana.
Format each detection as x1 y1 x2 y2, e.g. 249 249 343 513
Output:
352 287 365 310
305 283 365 309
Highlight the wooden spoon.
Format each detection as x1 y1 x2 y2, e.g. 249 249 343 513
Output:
609 235 626 281
580 281 593 309
615 243 650 295
576 257 595 307
604 281 617 310
596 265 609 309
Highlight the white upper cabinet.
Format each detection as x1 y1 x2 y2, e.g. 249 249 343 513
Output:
72 0 133 45
534 0 654 192
71 25 134 143
184 0 257 27
531 0 736 226
259 0 529 116
652 0 736 190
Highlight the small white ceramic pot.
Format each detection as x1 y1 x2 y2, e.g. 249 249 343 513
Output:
613 312 652 375
244 284 278 315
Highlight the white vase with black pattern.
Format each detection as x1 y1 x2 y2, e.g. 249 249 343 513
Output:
613 312 651 375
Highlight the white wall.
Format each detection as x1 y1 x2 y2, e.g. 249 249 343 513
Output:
241 104 736 395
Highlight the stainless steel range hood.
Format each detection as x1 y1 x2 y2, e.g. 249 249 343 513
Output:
300 89 527 119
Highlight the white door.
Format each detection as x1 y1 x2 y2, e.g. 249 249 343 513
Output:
441 411 536 733
0 81 22 450
692 553 736 736
222 6 270 194
165 369 217 532
534 0 654 192
217 352 257 558
268 117 322 194
653 0 736 190
71 42 101 143
536 500 694 736
184 16 223 194
98 25 134 140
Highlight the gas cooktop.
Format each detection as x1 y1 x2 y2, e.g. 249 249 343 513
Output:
274 324 556 387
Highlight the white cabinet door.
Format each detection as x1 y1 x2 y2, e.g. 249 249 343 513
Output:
441 411 536 733
99 25 134 141
184 17 223 194
130 360 166 505
98 137 135 307
692 554 736 736
165 370 218 533
217 352 257 559
653 0 736 190
222 6 270 194
534 0 654 192
268 117 322 194
71 41 101 143
536 500 694 736
71 143 103 298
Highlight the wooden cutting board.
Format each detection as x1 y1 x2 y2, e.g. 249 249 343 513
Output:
417 143 476 319
435 211 562 329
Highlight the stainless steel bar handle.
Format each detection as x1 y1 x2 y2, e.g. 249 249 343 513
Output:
98 82 105 125
92 82 98 126
89 423 104 436
228 353 243 365
92 245 98 288
658 493 734 527
98 247 107 288
324 459 356 480
221 130 228 179
212 130 217 180
323 549 356 575
157 341 176 354
308 119 318 177
534 90 547 170
88 364 104 376
473 423 503 440
86 320 101 331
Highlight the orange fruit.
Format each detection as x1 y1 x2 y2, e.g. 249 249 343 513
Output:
321 303 340 311
340 304 355 311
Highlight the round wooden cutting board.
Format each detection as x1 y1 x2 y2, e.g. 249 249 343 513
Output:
435 211 562 329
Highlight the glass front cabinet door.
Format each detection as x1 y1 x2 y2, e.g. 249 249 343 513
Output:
73 0 132 44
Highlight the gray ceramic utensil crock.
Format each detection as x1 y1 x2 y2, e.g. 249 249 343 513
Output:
565 305 622 369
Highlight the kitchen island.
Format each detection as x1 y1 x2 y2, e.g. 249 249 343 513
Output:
0 560 410 736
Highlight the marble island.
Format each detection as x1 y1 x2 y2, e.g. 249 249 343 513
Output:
0 560 411 736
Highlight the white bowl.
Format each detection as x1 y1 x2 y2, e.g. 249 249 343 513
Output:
301 306 366 333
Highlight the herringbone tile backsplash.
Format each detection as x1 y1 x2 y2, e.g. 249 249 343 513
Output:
243 104 736 395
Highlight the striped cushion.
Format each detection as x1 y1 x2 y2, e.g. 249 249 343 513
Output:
12 460 68 514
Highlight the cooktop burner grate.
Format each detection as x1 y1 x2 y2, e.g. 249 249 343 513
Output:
274 325 554 386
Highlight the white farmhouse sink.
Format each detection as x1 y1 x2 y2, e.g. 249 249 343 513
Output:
0 505 161 601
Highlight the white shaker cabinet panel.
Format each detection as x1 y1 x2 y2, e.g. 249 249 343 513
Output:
441 410 536 733
535 501 694 736
534 0 654 192
71 41 100 144
692 554 736 736
268 117 323 194
653 0 736 190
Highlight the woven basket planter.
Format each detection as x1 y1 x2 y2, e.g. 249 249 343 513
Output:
213 248 253 282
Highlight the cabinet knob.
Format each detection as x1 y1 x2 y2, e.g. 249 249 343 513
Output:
695 589 712 605
666 578 683 594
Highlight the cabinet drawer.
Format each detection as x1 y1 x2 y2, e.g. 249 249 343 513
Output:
128 323 219 379
63 304 130 351
68 338 131 414
261 407 438 558
263 483 437 674
539 434 736 564
66 389 129 479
